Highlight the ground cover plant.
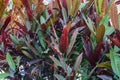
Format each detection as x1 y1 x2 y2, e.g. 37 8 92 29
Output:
0 0 120 80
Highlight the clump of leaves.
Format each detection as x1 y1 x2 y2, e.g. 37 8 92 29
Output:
0 0 120 80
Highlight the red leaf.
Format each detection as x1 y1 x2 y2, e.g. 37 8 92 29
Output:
93 42 104 61
116 29 120 40
0 16 11 33
21 0 33 20
108 36 120 47
15 21 28 34
59 22 71 53
41 23 46 33
0 16 11 52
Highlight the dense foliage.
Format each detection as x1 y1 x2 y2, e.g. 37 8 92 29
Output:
0 0 120 80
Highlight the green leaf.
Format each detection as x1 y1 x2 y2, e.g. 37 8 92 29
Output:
98 0 103 14
0 73 10 79
99 14 109 27
10 34 19 44
54 74 65 80
6 53 16 71
110 46 120 78
49 56 62 67
82 14 95 35
38 31 46 49
79 1 89 9
16 56 21 68
40 16 45 24
90 33 97 50
61 6 68 24
104 27 114 36
94 0 99 14
97 61 112 70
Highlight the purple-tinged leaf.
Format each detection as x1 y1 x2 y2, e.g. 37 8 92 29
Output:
74 53 83 71
93 42 104 61
97 75 112 80
67 28 78 56
82 37 96 66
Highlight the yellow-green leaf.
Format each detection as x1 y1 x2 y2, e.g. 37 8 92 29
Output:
66 0 72 16
46 17 59 27
72 0 81 17
22 50 33 59
96 25 105 43
97 61 112 70
98 0 103 14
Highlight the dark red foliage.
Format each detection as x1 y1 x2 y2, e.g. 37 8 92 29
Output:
15 21 28 34
0 16 11 52
44 39 61 56
59 23 70 53
0 16 11 33
107 30 120 48
21 0 33 20
41 23 47 33
82 37 104 66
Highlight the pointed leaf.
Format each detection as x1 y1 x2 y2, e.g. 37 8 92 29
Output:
97 61 112 70
66 0 72 16
110 46 120 78
10 34 19 44
98 0 103 14
59 22 71 53
96 25 105 43
67 29 78 55
49 56 62 67
0 73 10 79
22 50 33 59
6 53 16 71
74 53 83 71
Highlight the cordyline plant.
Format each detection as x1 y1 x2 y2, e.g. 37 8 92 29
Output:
0 0 120 80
